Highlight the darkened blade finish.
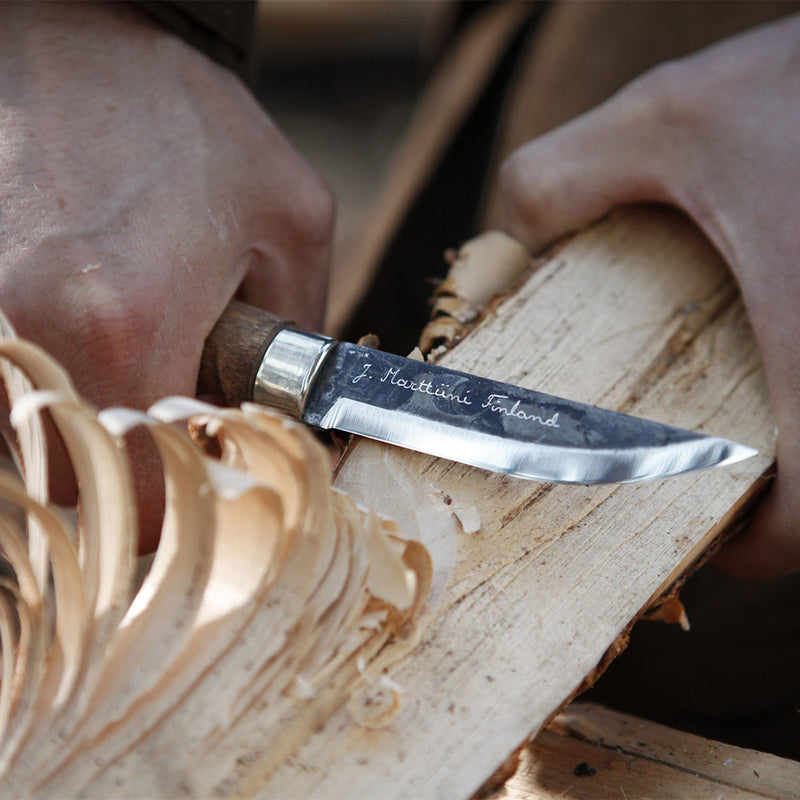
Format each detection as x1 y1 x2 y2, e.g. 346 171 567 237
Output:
301 343 757 484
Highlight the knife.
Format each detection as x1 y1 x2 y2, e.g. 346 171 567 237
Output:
198 301 756 484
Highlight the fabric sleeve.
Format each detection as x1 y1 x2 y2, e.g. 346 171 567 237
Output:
137 1 257 84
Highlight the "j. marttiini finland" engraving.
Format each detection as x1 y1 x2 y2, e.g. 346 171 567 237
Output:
352 364 560 428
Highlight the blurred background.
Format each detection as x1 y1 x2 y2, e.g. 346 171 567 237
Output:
253 0 543 352
256 0 443 248
255 1 451 339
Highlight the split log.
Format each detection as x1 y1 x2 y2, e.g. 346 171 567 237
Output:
262 205 776 798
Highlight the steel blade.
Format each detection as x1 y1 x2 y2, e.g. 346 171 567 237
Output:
302 343 756 484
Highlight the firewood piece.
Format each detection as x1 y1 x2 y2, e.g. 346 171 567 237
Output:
262 206 775 799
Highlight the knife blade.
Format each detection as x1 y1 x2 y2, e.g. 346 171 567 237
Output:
198 301 756 484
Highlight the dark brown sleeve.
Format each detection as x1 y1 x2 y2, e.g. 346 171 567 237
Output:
136 0 257 84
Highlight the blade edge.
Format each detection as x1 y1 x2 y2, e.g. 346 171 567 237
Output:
318 398 756 484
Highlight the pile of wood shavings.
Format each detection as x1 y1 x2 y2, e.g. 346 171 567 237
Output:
0 313 431 799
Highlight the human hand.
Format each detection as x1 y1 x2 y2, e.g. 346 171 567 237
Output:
0 2 334 550
496 13 800 578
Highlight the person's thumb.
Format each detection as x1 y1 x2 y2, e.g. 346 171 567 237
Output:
497 84 677 254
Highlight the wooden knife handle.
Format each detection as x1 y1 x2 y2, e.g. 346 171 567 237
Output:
198 301 291 406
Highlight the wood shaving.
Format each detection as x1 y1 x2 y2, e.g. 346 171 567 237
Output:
645 595 691 631
347 674 403 730
0 313 431 798
452 505 481 535
419 231 533 357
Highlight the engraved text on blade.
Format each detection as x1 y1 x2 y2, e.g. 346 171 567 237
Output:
352 364 560 429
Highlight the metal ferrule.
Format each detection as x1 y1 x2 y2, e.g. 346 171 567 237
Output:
253 327 335 419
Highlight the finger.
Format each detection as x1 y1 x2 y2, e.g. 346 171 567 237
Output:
714 430 800 579
714 475 800 580
497 79 679 253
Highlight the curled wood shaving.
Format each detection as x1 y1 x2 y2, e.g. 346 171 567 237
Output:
451 505 481 535
645 594 691 631
419 231 533 357
0 315 431 798
347 673 403 730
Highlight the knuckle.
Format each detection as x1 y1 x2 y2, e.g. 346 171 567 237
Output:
499 151 527 202
4 244 163 408
285 168 336 250
497 148 545 229
55 277 162 406
626 59 707 130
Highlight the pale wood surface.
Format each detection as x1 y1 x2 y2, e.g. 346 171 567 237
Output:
494 703 800 800
255 207 776 799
